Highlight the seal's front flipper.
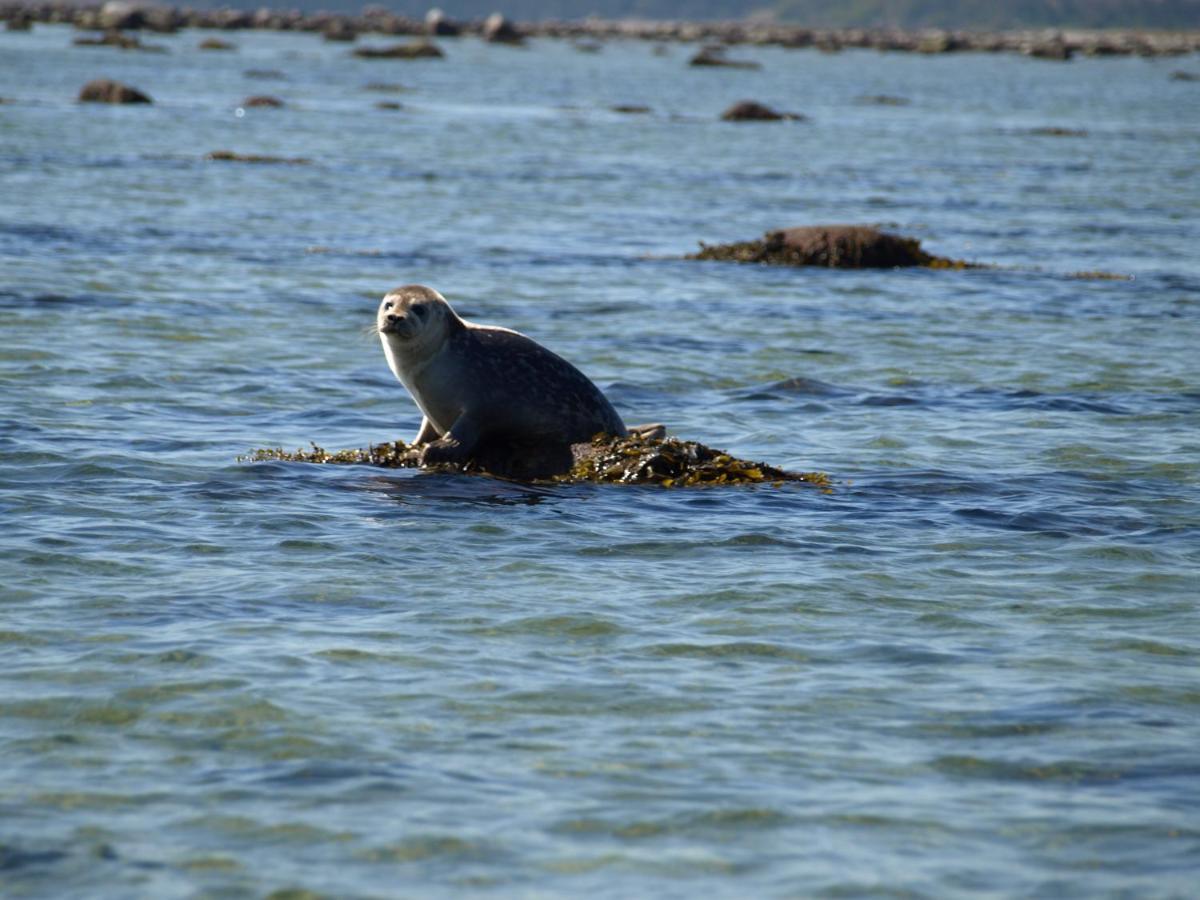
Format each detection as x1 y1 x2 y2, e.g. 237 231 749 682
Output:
412 416 440 445
417 413 481 468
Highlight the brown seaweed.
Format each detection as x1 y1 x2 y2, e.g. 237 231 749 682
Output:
240 434 829 490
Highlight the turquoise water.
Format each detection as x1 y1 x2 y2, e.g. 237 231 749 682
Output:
2 24 1199 897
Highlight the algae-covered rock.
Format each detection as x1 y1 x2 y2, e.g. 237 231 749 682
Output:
720 100 802 121
560 433 829 488
688 225 971 269
354 41 443 59
241 434 828 489
78 78 152 104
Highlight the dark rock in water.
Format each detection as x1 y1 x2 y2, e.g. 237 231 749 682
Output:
375 100 403 110
78 78 152 104
354 40 443 59
198 37 235 50
689 45 760 69
97 1 145 30
688 225 970 269
242 95 284 108
573 41 603 53
206 150 309 164
611 104 651 114
74 29 146 49
1024 38 1072 60
425 8 460 36
241 433 829 488
482 12 523 44
1029 126 1088 137
364 81 408 92
322 20 356 42
6 12 33 30
1170 70 1200 82
244 69 286 80
721 101 803 122
854 94 910 106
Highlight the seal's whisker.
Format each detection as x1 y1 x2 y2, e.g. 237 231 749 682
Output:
363 323 380 339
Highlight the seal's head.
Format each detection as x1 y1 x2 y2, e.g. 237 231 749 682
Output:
376 284 462 366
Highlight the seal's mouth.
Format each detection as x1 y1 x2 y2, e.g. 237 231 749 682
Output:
379 316 415 338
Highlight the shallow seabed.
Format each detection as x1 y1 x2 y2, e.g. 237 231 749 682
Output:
2 25 1199 898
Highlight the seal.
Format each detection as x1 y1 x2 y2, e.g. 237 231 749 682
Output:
376 285 628 467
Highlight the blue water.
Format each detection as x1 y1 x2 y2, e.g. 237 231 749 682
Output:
2 24 1199 897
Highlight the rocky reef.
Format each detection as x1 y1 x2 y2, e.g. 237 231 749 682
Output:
688 225 973 269
242 433 829 489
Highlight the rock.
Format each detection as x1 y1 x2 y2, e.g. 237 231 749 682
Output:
689 45 761 69
854 94 910 106
1029 126 1088 137
198 37 235 50
482 12 523 44
98 0 144 30
1170 70 1200 82
322 20 356 42
687 225 970 269
720 100 803 122
205 150 309 164
353 40 443 59
74 29 142 49
240 433 830 487
1025 37 1072 60
425 7 460 36
78 78 152 103
611 104 651 114
242 95 284 108
244 69 286 80
375 100 402 110
6 12 33 30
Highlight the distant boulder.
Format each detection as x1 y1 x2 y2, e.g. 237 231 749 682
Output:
720 100 803 122
687 225 970 269
98 1 145 30
198 37 236 51
322 20 357 42
242 95 284 108
482 12 523 44
425 7 460 36
78 78 152 104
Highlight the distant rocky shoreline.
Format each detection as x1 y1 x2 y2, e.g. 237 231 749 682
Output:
4 1 1200 58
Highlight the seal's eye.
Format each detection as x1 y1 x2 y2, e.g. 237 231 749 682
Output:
383 301 393 310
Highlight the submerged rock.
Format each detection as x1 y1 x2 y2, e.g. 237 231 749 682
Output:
198 37 235 50
241 433 828 488
78 78 152 103
353 40 443 59
205 150 309 164
720 100 803 121
687 225 971 269
242 95 284 108
689 45 760 68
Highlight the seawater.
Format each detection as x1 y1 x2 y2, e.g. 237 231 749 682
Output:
1 24 1199 898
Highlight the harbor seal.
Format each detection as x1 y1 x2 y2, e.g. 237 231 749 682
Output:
376 285 627 468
